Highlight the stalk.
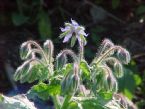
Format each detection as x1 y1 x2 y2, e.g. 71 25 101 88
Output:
91 46 123 65
61 95 72 109
52 95 61 109
79 41 84 62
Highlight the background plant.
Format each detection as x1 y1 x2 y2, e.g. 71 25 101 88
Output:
0 19 138 109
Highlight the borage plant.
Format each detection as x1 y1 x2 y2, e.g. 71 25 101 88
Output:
0 19 137 109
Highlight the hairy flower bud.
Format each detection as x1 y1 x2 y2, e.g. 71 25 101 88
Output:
99 39 114 55
20 42 30 60
106 73 118 92
96 65 118 92
14 60 32 81
114 62 124 78
113 94 128 109
43 40 54 64
43 40 54 62
117 48 131 64
56 53 67 70
61 63 80 95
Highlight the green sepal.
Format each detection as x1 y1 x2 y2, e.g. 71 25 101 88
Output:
70 36 77 47
59 31 69 39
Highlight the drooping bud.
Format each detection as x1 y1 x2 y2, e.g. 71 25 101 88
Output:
114 62 124 78
57 49 78 64
56 53 67 70
106 72 118 92
61 63 80 95
20 42 30 60
43 40 54 57
43 40 54 75
113 94 128 109
117 48 131 64
14 59 32 81
97 65 118 92
99 39 114 55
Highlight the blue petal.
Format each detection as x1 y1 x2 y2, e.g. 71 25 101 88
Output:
60 27 70 32
71 19 79 26
79 30 88 37
63 33 72 43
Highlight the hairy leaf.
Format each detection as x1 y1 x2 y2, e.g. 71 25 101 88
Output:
28 82 61 101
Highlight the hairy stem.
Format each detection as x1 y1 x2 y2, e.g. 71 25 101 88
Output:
92 46 123 65
79 41 84 62
61 95 72 109
53 95 61 109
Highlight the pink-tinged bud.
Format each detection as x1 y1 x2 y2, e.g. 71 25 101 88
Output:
100 39 114 54
106 72 118 92
117 48 131 64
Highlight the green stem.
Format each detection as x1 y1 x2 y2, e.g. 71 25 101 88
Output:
52 95 61 109
91 46 122 65
61 95 72 109
79 42 84 62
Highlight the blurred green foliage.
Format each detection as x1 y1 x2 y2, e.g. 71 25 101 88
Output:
118 60 142 100
12 0 52 39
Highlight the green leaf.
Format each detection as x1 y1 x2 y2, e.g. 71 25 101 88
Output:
62 63 73 75
124 89 133 100
112 0 120 9
118 68 137 100
136 5 145 15
98 92 113 100
28 82 61 101
68 101 80 109
12 13 29 26
38 10 51 39
81 99 104 109
80 60 91 78
134 74 142 86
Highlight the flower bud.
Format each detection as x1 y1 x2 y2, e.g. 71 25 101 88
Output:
117 48 131 64
114 62 124 78
106 73 118 92
100 39 114 54
14 60 32 81
56 53 67 70
61 63 80 95
20 42 30 60
113 94 128 109
97 65 118 92
43 40 54 58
